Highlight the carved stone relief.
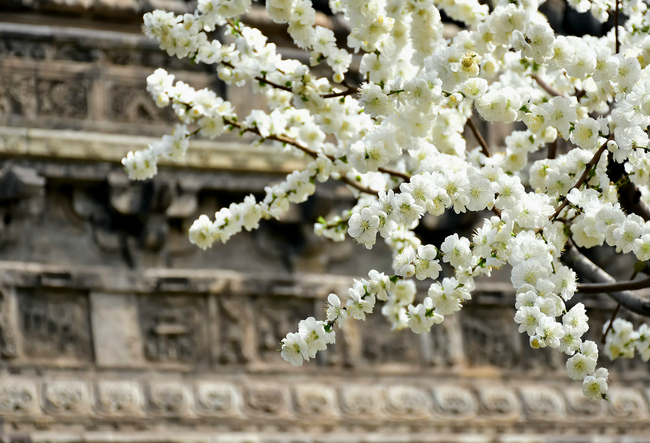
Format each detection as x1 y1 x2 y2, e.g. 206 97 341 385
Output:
477 386 519 419
294 385 338 418
138 295 207 365
17 289 92 363
338 386 381 418
0 380 38 415
195 382 241 417
109 84 177 124
359 314 421 367
244 385 289 418
253 296 314 364
518 386 565 419
43 380 90 414
607 388 647 419
385 386 430 418
432 386 477 419
461 308 520 368
0 72 37 119
36 79 88 119
216 296 254 365
564 387 603 417
96 380 143 416
147 381 188 415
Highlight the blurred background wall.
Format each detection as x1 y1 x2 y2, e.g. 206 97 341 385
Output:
0 1 650 442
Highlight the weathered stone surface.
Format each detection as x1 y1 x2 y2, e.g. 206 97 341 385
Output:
90 292 144 367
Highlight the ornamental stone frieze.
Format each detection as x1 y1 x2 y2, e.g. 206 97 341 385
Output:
2 375 650 436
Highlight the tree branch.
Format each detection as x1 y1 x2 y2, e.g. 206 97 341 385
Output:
564 246 650 317
531 75 565 98
224 118 381 195
578 277 650 293
550 136 612 220
548 139 558 159
466 116 491 157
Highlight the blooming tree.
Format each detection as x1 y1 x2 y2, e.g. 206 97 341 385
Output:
123 0 650 400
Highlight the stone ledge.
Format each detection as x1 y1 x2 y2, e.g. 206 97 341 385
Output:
0 126 309 173
0 260 514 299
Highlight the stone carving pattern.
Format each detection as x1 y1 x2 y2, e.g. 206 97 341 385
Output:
18 290 92 361
139 295 207 364
432 386 477 418
0 378 647 426
461 309 519 368
518 386 564 419
607 388 647 419
360 315 421 366
564 388 603 416
109 84 177 124
195 382 240 416
295 385 338 418
97 381 143 415
244 386 286 417
0 72 37 119
339 386 381 417
44 381 89 413
148 382 187 415
36 79 88 119
0 381 37 414
478 387 519 417
385 386 430 418
218 296 253 365
254 297 314 363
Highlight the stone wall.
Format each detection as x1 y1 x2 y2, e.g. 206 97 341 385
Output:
1 5 650 443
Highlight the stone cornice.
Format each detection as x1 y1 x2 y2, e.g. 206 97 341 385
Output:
0 126 309 173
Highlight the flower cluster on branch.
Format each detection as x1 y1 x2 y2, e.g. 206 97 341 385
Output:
124 0 650 401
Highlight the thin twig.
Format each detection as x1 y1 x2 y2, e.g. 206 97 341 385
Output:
531 75 565 98
224 118 382 195
550 136 612 220
601 303 621 344
466 116 491 157
224 19 356 99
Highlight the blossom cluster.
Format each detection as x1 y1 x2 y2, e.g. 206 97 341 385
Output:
127 0 650 401
603 318 650 361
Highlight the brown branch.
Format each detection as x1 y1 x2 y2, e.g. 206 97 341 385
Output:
550 136 612 220
466 116 491 157
378 167 410 181
564 245 650 317
548 139 558 159
322 87 357 99
577 277 650 293
224 118 381 195
340 176 379 196
531 74 565 98
601 303 621 343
